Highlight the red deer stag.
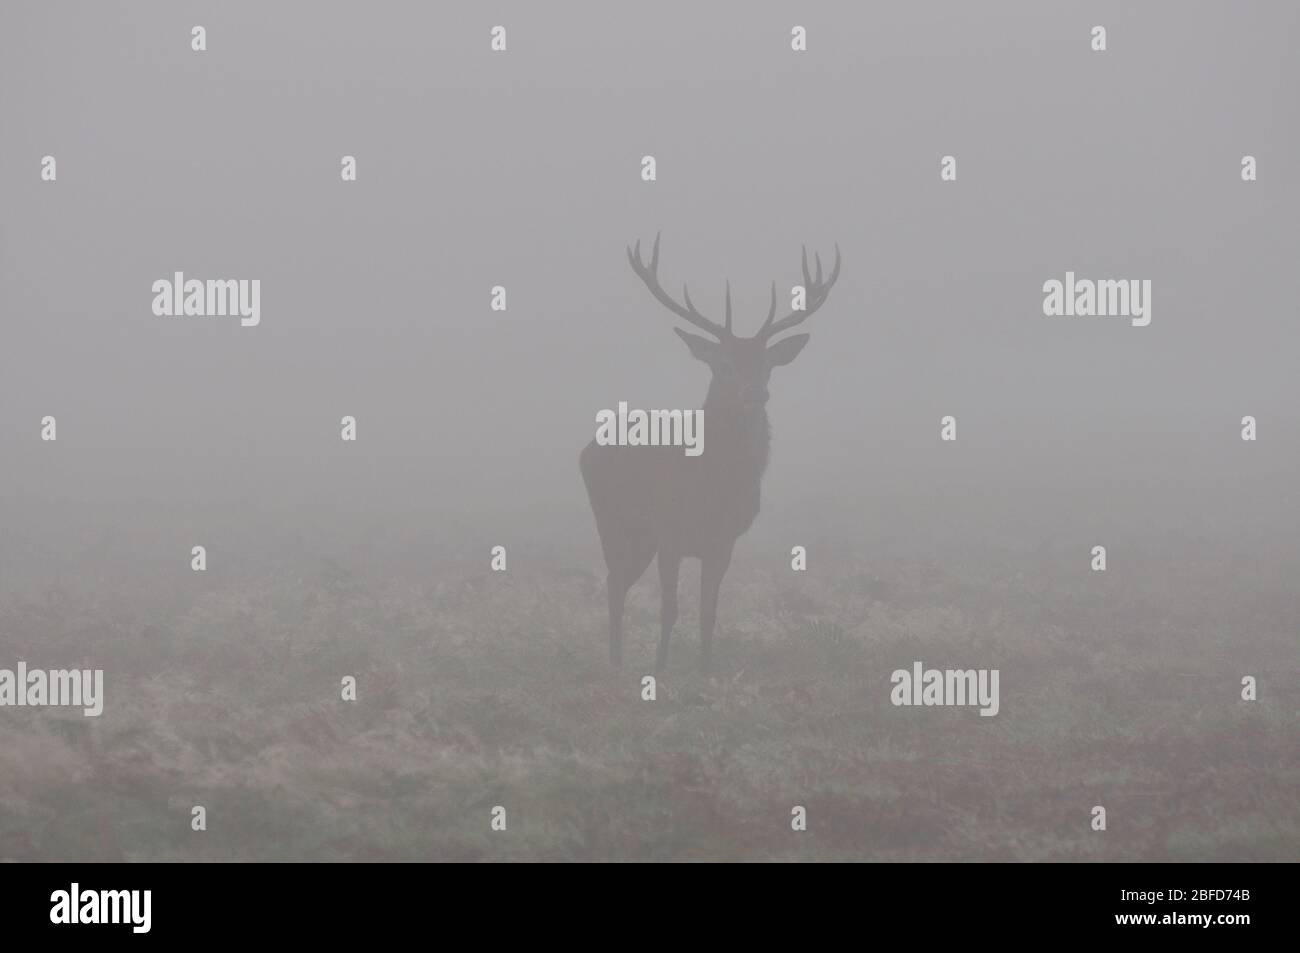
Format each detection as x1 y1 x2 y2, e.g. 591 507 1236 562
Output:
580 234 841 673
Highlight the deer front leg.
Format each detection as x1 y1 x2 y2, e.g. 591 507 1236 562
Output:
698 544 734 674
603 536 656 669
655 550 682 674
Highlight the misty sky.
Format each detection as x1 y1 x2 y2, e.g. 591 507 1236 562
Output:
3 1 1298 563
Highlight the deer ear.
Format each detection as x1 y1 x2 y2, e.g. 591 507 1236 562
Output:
673 327 718 364
766 333 810 367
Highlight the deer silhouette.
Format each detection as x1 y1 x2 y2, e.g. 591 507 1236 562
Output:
580 234 841 673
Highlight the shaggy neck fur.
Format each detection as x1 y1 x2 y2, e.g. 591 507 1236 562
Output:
703 380 771 482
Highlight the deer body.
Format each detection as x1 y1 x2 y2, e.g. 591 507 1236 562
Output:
581 235 840 673
582 400 766 561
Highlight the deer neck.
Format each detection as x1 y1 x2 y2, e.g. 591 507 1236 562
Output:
703 384 771 481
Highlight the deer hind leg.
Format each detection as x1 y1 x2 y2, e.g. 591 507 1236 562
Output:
698 544 735 675
604 536 655 668
655 550 682 674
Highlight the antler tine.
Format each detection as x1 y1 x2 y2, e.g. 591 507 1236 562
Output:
826 242 841 288
682 283 699 315
758 243 843 342
627 234 730 339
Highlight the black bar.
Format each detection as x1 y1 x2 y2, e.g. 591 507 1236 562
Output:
1 862 1287 940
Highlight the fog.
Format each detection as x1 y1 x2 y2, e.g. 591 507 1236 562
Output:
1 2 1297 862
5 2 1297 556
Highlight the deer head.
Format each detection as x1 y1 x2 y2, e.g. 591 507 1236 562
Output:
627 233 841 412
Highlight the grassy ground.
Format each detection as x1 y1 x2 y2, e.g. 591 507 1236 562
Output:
1 541 1297 862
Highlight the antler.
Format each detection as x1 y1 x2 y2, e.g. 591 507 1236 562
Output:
627 232 733 339
756 243 841 342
